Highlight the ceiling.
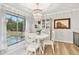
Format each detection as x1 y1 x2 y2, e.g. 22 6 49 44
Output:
4 3 79 14
46 3 79 14
20 3 50 10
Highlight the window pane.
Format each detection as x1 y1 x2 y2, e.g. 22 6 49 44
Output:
11 16 17 22
6 15 17 46
5 14 11 19
6 13 25 46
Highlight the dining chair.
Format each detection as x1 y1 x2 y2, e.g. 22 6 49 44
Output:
26 43 40 55
43 31 55 54
25 33 41 55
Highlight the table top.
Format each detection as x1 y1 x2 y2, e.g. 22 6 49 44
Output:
27 33 49 40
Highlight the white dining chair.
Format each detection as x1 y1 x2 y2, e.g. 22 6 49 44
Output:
26 43 40 55
25 33 41 55
43 31 55 54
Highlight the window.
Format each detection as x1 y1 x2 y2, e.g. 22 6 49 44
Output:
5 13 25 46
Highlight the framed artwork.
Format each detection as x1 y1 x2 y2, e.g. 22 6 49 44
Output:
54 18 70 29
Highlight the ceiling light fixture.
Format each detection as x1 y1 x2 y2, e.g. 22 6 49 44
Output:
33 3 43 21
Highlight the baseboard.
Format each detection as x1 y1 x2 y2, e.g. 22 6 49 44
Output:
55 39 73 44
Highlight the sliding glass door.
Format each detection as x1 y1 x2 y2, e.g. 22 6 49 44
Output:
5 13 25 46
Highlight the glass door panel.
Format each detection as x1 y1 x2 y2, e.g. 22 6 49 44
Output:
6 14 25 46
6 15 17 46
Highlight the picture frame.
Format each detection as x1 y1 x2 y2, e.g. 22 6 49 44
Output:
54 18 70 29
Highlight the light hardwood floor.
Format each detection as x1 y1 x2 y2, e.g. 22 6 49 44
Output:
36 41 79 55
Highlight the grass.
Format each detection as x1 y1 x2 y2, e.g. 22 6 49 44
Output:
7 31 24 37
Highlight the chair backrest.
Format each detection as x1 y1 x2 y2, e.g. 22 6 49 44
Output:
51 31 55 41
25 33 38 44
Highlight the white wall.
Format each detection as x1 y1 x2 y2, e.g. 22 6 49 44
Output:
25 13 34 33
48 10 79 43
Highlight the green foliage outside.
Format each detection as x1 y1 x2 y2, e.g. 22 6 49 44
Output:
7 18 23 31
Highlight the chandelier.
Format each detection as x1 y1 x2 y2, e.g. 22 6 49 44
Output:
33 3 43 21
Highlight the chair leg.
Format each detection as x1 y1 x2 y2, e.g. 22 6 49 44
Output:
40 46 43 54
52 44 54 54
34 51 36 55
38 48 41 54
42 45 44 54
42 44 46 54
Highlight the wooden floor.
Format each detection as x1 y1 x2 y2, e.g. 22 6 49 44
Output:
37 41 79 55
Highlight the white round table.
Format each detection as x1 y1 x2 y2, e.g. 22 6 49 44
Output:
28 33 49 40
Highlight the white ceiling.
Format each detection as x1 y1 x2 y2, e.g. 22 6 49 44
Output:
19 3 50 10
46 3 79 14
4 3 79 14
